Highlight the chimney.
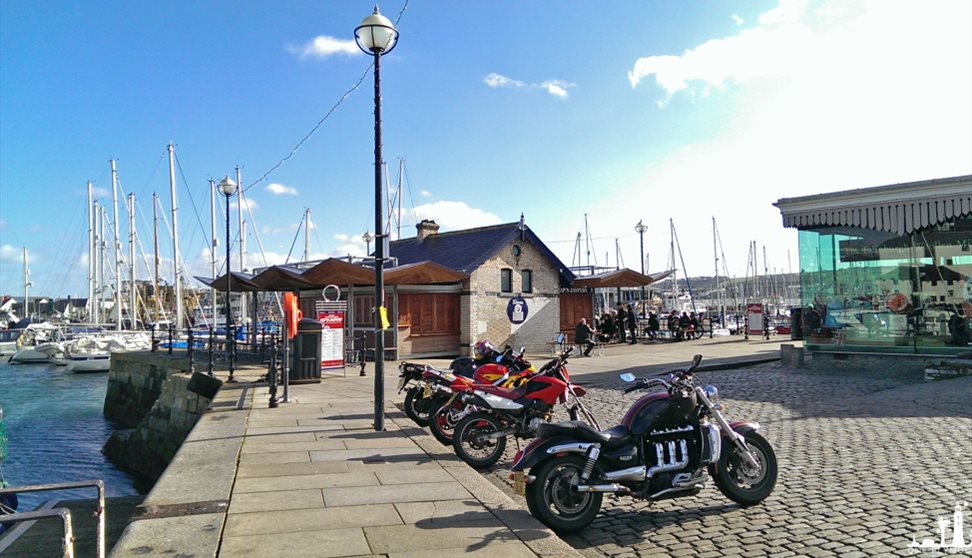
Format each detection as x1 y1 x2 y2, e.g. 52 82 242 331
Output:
416 219 440 241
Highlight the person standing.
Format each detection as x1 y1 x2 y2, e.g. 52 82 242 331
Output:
616 304 627 343
627 304 637 344
575 318 596 357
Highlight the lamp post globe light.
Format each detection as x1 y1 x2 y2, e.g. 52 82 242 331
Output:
219 175 238 383
635 220 648 314
356 6 398 431
362 231 374 256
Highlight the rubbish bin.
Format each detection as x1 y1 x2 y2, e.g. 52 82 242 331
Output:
790 307 804 340
289 317 322 384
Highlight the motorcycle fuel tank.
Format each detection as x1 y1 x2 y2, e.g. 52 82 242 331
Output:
622 391 698 435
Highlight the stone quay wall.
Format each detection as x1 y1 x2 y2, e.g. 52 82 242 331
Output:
103 352 220 479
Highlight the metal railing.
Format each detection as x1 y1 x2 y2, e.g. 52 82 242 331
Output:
0 479 106 558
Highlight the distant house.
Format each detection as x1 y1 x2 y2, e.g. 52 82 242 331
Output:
382 219 577 356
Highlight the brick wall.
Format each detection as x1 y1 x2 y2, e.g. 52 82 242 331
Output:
464 239 561 355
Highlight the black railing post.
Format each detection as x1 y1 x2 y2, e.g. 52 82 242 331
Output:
151 327 157 353
268 341 279 408
187 326 195 370
208 326 215 376
168 324 174 354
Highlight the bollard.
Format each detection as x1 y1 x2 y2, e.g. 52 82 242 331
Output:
208 326 215 376
168 324 174 354
151 327 157 353
268 342 279 408
187 327 195 370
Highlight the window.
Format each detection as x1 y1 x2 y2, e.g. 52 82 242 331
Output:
521 269 533 293
501 269 512 293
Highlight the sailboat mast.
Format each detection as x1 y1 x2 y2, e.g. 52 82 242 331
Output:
23 247 29 319
304 208 311 262
99 206 106 323
669 219 677 311
153 193 160 324
236 166 247 328
87 181 95 322
111 159 121 330
128 193 136 328
168 143 183 329
210 178 217 326
713 217 720 325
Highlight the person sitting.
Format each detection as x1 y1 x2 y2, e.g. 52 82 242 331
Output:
600 312 615 343
646 312 659 340
575 318 596 357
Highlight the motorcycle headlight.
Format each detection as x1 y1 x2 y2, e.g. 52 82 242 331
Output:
703 385 719 401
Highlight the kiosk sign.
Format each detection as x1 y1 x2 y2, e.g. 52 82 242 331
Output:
747 303 764 335
317 310 345 369
507 296 528 324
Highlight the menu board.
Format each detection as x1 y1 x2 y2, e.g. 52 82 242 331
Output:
318 310 345 369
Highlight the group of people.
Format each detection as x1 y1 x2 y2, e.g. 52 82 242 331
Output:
574 308 706 356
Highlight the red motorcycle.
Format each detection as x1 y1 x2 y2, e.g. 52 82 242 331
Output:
449 347 600 468
427 346 539 445
510 355 777 534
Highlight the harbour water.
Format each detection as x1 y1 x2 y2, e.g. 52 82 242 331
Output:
0 359 149 512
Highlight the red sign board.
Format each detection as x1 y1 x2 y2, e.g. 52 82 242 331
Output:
747 303 764 334
317 310 345 369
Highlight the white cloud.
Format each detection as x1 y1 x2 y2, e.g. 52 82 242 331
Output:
266 183 298 195
731 14 744 25
563 0 972 280
230 198 259 213
287 35 360 59
420 190 431 198
92 186 110 197
485 73 575 99
261 223 299 235
0 244 21 263
409 201 503 231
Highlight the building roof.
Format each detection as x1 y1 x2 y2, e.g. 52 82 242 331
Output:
774 174 971 235
251 266 316 291
384 261 468 285
389 222 575 283
572 268 671 288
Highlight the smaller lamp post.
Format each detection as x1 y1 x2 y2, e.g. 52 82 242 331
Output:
635 220 648 313
362 231 374 256
219 175 238 383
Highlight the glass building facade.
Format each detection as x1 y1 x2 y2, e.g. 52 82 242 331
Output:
776 176 972 356
798 217 971 354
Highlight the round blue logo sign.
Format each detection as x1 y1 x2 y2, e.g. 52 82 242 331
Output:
507 296 528 324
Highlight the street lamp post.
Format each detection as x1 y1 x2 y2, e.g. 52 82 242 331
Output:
635 220 648 314
356 6 398 432
219 176 238 383
362 231 374 256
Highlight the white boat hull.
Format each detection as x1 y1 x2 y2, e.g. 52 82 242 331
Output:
8 347 52 363
67 354 110 373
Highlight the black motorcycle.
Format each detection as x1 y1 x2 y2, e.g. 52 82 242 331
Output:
510 354 777 534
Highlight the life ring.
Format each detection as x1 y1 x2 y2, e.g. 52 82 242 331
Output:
886 293 909 313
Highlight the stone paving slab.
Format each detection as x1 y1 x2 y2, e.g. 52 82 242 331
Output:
233 470 380 493
323 481 471 507
224 503 403 536
220 526 371 557
237 459 351 478
363 519 518 553
393 499 495 524
228 487 325 513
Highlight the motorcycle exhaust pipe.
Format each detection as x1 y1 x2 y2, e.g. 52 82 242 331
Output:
573 483 631 494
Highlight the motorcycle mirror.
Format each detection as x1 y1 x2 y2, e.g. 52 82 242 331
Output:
619 372 636 382
519 346 526 356
691 354 702 368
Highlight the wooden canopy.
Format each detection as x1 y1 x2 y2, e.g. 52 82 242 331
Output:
301 258 376 286
572 268 674 289
251 266 316 291
385 261 468 285
198 271 263 292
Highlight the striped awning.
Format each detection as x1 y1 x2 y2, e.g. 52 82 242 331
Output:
774 175 971 236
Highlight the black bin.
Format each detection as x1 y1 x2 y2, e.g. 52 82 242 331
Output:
790 307 804 340
289 317 322 384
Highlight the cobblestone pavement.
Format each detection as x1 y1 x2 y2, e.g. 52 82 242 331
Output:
464 363 972 557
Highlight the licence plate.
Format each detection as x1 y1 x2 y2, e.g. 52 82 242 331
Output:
397 376 406 391
513 471 526 496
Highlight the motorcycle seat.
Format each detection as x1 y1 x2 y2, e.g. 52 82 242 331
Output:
537 421 632 449
471 383 529 399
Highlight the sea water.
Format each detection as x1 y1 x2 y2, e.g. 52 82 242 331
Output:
0 360 148 512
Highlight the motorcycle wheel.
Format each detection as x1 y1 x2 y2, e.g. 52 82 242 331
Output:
402 387 431 427
428 397 462 446
452 411 507 469
525 455 602 534
713 431 777 506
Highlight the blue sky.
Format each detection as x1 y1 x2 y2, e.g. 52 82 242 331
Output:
2 0 970 300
